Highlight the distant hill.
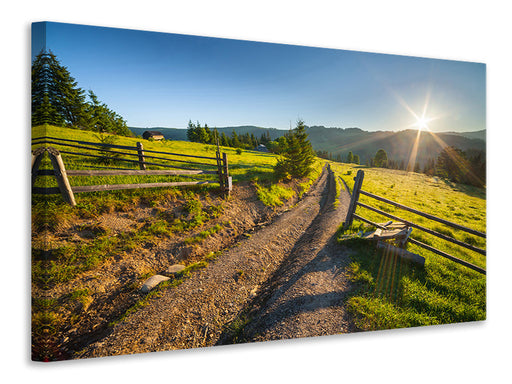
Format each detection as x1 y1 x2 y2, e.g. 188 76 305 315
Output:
305 126 486 166
444 130 486 141
129 125 486 167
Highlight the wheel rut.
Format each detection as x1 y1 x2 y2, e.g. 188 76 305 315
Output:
78 165 353 359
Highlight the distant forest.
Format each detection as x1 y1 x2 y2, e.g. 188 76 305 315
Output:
180 122 486 187
185 120 293 155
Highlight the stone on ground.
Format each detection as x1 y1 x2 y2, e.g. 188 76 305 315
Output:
141 275 170 293
165 264 186 275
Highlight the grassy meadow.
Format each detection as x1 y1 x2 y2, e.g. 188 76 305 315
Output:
31 124 486 334
330 162 486 330
32 124 280 190
31 124 321 287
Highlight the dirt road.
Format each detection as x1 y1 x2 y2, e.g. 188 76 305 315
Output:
78 165 353 358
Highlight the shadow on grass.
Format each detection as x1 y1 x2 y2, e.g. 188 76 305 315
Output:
339 236 486 331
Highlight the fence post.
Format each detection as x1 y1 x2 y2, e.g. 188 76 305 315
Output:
344 169 364 229
136 142 146 170
222 152 231 197
31 147 46 188
47 147 76 206
215 137 224 191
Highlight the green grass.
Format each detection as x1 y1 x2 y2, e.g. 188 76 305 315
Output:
32 124 279 190
184 223 225 244
253 159 323 207
330 162 486 330
31 124 283 286
254 181 295 207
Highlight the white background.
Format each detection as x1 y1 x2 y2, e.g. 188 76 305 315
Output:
3 1 510 382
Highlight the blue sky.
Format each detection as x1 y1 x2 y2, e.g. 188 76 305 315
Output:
32 22 485 132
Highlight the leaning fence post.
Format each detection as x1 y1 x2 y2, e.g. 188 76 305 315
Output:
136 142 146 170
31 147 46 188
47 147 76 206
344 169 364 229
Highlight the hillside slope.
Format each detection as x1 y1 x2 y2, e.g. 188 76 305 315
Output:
130 125 486 167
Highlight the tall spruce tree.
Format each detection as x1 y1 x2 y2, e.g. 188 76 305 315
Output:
32 50 85 126
274 119 316 179
32 50 130 136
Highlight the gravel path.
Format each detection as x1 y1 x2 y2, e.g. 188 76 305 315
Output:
78 165 353 359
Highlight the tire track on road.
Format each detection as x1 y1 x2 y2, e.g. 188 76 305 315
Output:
79 164 352 358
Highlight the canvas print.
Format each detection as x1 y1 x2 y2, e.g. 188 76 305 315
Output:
31 22 486 361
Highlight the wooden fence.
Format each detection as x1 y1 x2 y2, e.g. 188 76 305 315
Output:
344 170 486 275
31 136 232 205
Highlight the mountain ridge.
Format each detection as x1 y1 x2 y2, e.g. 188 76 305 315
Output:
129 125 486 166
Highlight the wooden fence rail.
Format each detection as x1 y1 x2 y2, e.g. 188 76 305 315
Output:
344 170 486 275
31 136 232 205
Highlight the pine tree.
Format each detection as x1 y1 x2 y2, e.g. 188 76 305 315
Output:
220 132 230 147
80 90 130 135
32 50 130 136
374 149 388 168
231 130 241 148
274 119 316 179
187 120 197 142
204 124 212 144
32 50 85 127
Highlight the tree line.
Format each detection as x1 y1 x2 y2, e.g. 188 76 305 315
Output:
186 120 293 154
186 120 263 149
31 51 131 136
187 119 316 179
326 146 486 187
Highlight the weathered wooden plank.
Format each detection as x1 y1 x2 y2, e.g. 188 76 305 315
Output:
31 137 137 150
397 227 413 248
408 238 485 275
215 147 224 191
360 189 486 239
71 180 216 193
56 150 214 172
344 170 364 229
66 169 214 176
32 136 219 160
356 202 486 256
139 147 218 161
222 152 230 197
352 213 388 229
47 147 76 206
136 142 146 170
361 226 410 241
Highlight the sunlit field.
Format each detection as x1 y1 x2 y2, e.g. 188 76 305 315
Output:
32 125 280 192
330 162 486 330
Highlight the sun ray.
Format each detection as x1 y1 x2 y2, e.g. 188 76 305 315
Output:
406 129 422 172
425 130 484 186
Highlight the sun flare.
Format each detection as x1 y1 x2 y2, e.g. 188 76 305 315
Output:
414 115 431 131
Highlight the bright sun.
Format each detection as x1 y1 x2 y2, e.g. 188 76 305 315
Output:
414 116 431 131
